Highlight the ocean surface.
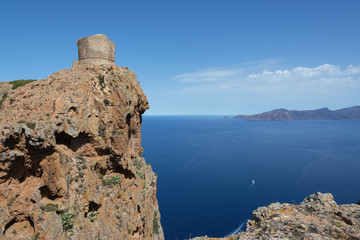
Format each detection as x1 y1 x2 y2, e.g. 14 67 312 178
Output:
141 116 360 240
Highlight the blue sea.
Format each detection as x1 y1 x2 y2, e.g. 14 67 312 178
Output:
141 116 360 240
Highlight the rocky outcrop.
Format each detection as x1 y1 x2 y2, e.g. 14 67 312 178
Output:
234 106 360 121
192 192 360 240
0 35 164 240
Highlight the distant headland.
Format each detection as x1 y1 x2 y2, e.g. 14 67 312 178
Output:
233 106 360 121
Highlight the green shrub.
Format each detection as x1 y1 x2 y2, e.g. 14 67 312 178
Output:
134 160 142 170
98 125 106 138
134 160 144 179
103 98 110 106
99 174 104 182
112 130 123 136
97 75 104 82
153 211 160 235
136 169 144 179
10 79 36 90
0 92 8 109
104 176 121 186
76 153 85 160
59 212 75 233
97 75 105 90
1 92 7 100
7 198 14 207
88 211 99 222
32 233 40 240
26 122 36 130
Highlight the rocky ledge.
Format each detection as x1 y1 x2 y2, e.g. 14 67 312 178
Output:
192 192 360 240
0 62 164 239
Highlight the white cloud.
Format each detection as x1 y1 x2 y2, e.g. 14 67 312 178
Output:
174 61 360 94
174 69 237 83
173 59 281 83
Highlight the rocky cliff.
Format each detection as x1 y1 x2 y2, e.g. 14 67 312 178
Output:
0 37 164 239
192 192 360 240
234 106 360 121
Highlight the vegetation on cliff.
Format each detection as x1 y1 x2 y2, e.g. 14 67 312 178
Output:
10 79 37 90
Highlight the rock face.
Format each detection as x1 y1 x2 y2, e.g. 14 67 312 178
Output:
234 106 360 121
192 192 360 240
0 35 164 240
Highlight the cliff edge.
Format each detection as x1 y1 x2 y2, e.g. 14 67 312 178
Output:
0 35 164 240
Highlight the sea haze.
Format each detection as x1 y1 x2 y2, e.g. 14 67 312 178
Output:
141 116 360 240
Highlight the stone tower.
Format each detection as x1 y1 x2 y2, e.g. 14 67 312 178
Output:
76 34 115 66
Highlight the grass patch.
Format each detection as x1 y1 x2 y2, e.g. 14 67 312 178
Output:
334 221 344 227
10 79 36 90
26 122 36 130
40 203 58 212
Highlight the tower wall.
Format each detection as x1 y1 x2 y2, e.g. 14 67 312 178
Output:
77 34 115 66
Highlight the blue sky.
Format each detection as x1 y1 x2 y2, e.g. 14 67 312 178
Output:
1 0 359 115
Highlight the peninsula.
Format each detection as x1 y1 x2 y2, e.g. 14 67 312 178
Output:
234 106 360 121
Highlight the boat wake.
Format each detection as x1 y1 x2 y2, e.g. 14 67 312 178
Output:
225 221 246 237
249 179 255 189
